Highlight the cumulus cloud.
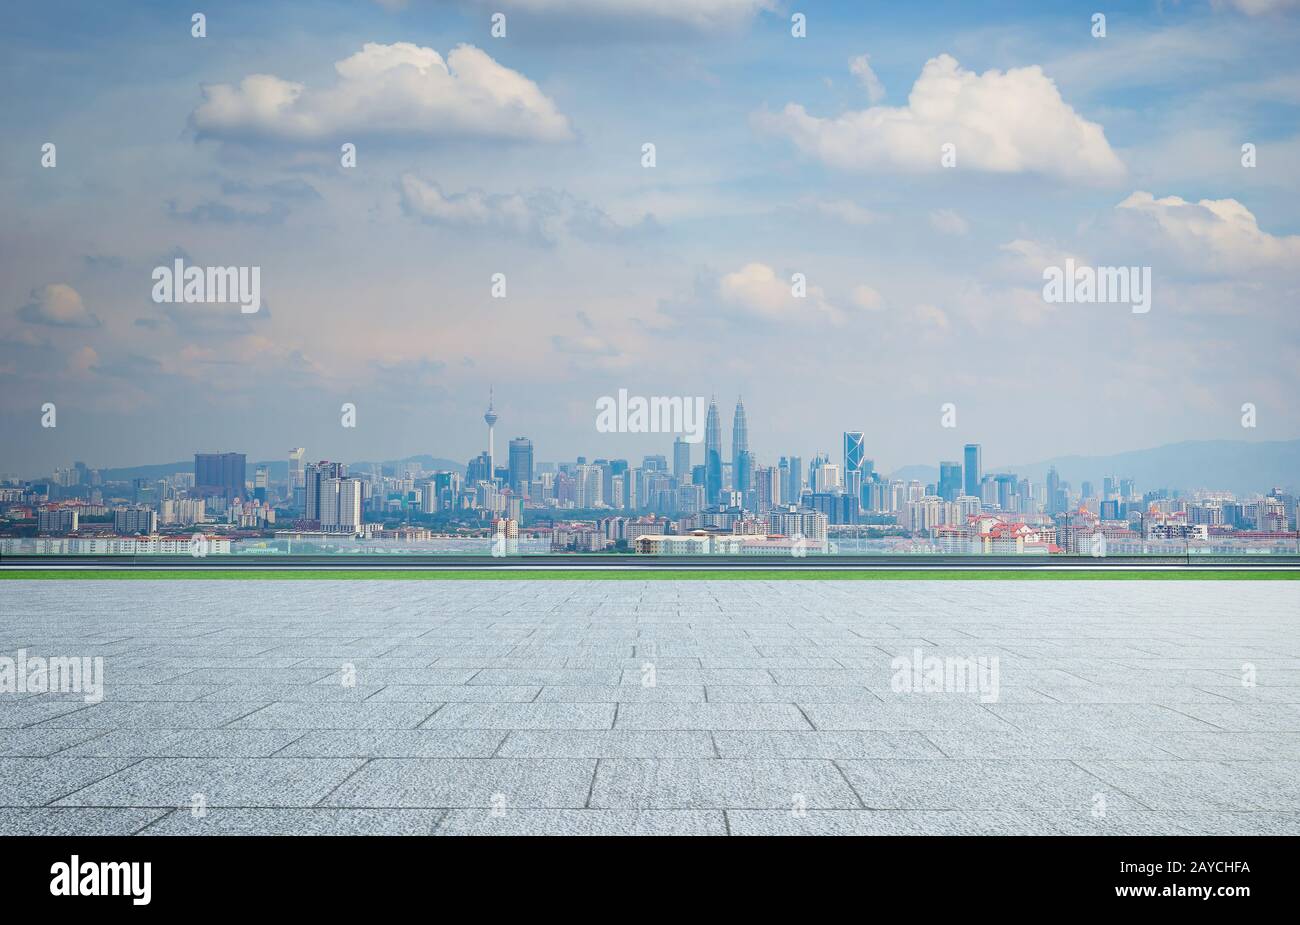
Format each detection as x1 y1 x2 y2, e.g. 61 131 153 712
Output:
756 54 1124 182
18 284 100 328
1116 191 1300 272
399 175 634 244
717 262 853 325
191 43 571 144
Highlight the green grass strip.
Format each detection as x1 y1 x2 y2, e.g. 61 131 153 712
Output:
1 569 1296 581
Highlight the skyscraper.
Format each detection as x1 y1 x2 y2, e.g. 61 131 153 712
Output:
484 388 499 479
731 397 749 492
320 476 364 533
304 461 346 521
784 455 803 505
508 437 533 493
288 448 305 491
194 452 246 501
843 432 865 476
705 398 722 504
673 437 690 480
843 431 866 503
938 461 963 501
963 444 981 498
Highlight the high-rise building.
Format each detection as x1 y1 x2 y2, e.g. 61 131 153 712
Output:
114 506 157 535
304 461 346 521
37 507 78 534
843 432 865 477
673 437 691 480
814 463 842 493
575 464 604 508
1046 465 1061 514
754 466 780 510
705 398 722 504
508 437 533 493
784 455 803 504
194 452 246 501
320 477 363 533
466 452 491 486
731 398 749 492
288 448 305 493
735 451 753 497
963 444 980 498
938 461 962 501
254 465 269 502
995 473 1019 512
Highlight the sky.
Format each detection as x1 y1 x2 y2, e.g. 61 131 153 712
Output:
2 0 1299 478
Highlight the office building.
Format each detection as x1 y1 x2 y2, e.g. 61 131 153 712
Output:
114 506 157 535
304 461 346 522
508 437 533 493
673 438 691 480
194 452 246 501
938 460 963 501
963 444 980 499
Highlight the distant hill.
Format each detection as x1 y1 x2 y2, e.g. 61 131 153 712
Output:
98 454 465 483
888 439 1300 496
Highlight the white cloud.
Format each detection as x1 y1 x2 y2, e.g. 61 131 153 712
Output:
929 209 969 235
191 43 571 143
399 175 625 244
469 0 773 30
18 284 100 328
756 54 1124 182
848 54 886 103
1116 191 1300 272
718 262 851 324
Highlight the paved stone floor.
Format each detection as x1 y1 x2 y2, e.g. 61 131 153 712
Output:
0 579 1297 836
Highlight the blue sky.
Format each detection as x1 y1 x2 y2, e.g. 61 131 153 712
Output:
2 0 1298 477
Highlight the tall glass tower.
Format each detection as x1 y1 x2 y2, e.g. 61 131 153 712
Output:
673 437 691 480
705 398 722 504
731 397 750 492
963 443 981 498
843 432 865 475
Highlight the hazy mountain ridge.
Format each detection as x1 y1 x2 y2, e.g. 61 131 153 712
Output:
96 454 466 483
888 439 1300 497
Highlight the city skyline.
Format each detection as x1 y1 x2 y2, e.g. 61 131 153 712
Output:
2 1 1298 476
17 386 1300 500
